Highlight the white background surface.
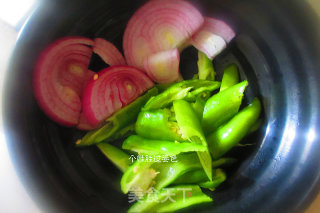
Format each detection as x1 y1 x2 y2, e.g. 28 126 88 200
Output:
0 1 40 212
0 21 40 213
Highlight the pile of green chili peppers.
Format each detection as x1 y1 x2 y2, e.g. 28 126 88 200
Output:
76 51 262 213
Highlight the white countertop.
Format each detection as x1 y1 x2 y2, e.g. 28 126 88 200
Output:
0 19 40 213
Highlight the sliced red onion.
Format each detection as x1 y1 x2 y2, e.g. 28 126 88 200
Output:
192 34 226 59
81 66 154 126
123 0 204 70
143 48 180 84
191 17 235 59
93 38 126 66
178 39 192 52
77 112 103 130
33 37 94 126
203 17 236 43
77 113 95 130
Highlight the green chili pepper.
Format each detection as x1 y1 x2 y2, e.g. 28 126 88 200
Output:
121 153 202 197
121 160 157 196
173 99 212 181
202 80 248 135
248 118 263 134
152 153 203 191
192 73 199 79
173 169 208 185
97 143 131 172
220 64 239 91
128 185 212 213
185 81 221 102
154 155 235 190
76 87 158 146
155 83 174 93
191 96 207 120
143 87 191 111
143 80 220 111
211 157 237 168
122 135 206 156
172 158 236 185
197 51 215 81
190 91 212 121
111 124 135 139
135 109 183 141
208 98 261 159
198 169 226 190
